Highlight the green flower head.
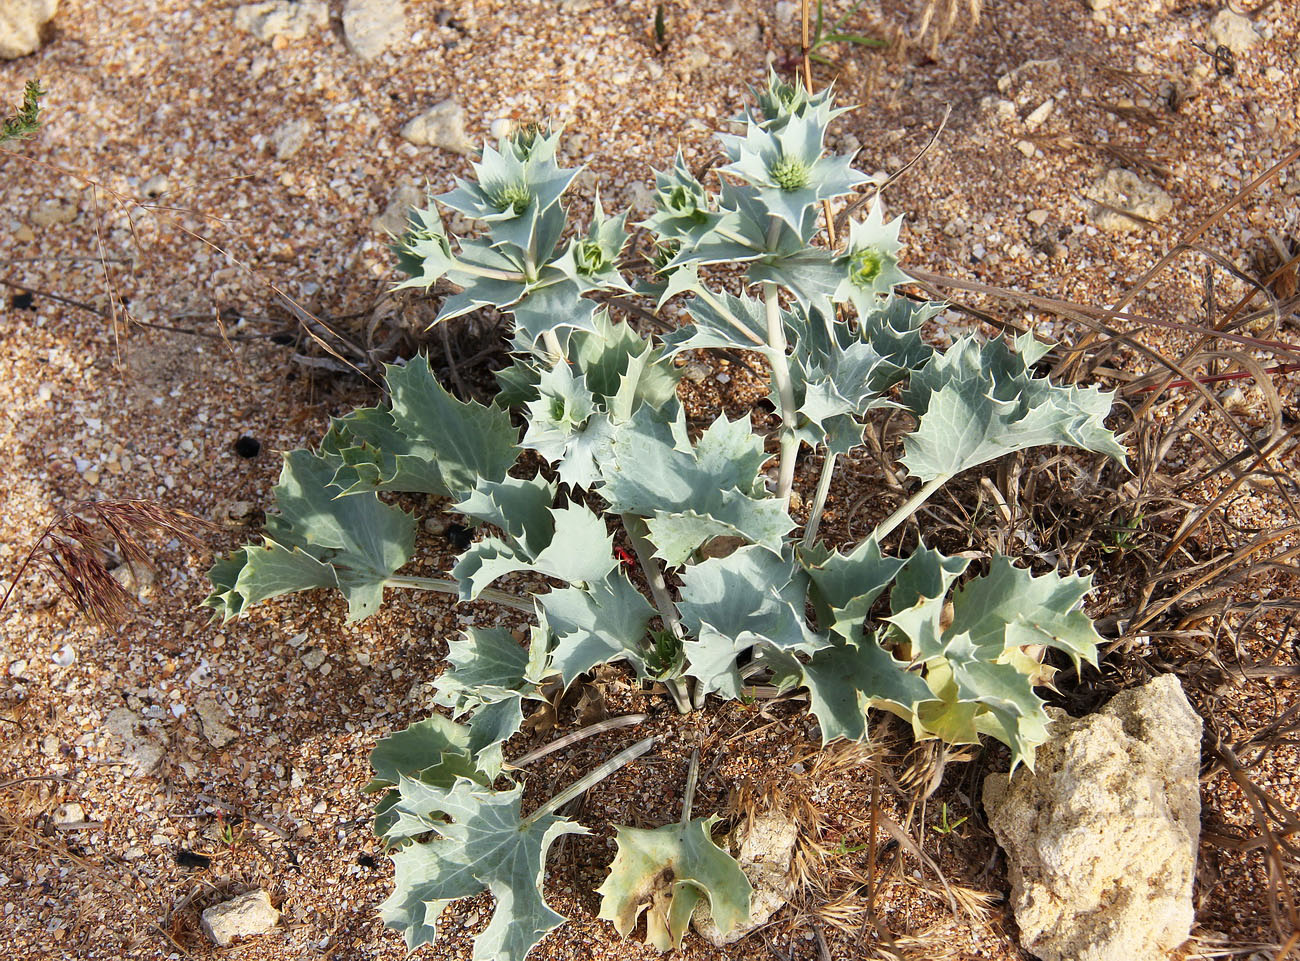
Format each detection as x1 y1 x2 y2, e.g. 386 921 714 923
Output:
769 155 811 192
489 181 533 215
834 200 911 305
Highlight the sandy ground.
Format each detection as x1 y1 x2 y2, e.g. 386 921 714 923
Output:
2 0 1299 958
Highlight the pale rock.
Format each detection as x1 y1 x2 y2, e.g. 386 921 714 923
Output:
234 1 328 42
400 98 474 154
200 889 280 947
983 675 1201 961
301 647 327 671
1015 140 1037 158
343 0 406 60
104 707 165 775
1208 9 1259 55
693 810 797 946
269 118 312 160
195 696 239 748
0 0 58 60
1024 98 1054 131
681 362 711 384
372 182 425 236
30 199 77 227
1087 168 1173 233
52 802 85 825
1027 209 1050 227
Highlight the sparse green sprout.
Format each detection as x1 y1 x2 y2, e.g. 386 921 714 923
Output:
1 79 45 146
207 73 1127 960
931 802 969 836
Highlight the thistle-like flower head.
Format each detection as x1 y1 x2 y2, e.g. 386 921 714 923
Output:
834 199 911 307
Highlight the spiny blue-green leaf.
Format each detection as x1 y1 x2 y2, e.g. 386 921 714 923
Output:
328 356 519 499
599 408 793 566
747 246 843 311
205 449 416 621
801 537 906 641
391 194 457 286
551 194 632 293
678 546 826 698
452 502 617 600
900 333 1128 482
367 714 479 791
435 628 533 704
885 544 971 662
520 362 616 488
949 557 1102 671
941 633 1053 772
366 715 490 841
433 628 536 768
886 547 1104 771
641 150 722 245
801 633 933 743
832 200 913 310
597 815 753 952
659 288 773 359
433 238 532 321
438 131 578 228
510 279 600 344
535 572 656 684
379 777 587 961
456 476 557 555
717 111 869 232
495 311 681 418
203 542 337 622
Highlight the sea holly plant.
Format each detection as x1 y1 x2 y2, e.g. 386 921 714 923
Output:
205 73 1126 958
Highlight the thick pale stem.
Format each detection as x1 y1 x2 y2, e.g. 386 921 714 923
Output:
542 330 565 365
454 262 526 283
763 280 799 509
385 575 534 614
871 474 950 543
524 737 656 825
506 714 648 770
802 451 838 547
680 750 700 824
621 514 693 714
694 286 767 348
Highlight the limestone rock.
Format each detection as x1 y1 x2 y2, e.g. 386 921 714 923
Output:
200 889 280 947
1088 168 1173 233
983 675 1201 961
0 0 58 60
269 118 312 160
233 1 328 43
693 809 797 946
342 0 406 60
372 182 425 236
195 696 238 749
104 707 165 775
401 98 474 155
1208 9 1259 55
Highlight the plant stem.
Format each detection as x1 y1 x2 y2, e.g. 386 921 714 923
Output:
542 329 565 365
384 575 534 614
680 750 700 824
506 714 648 770
801 450 837 547
621 514 693 714
694 286 767 348
870 474 950 543
763 279 799 509
453 262 526 283
524 736 655 825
